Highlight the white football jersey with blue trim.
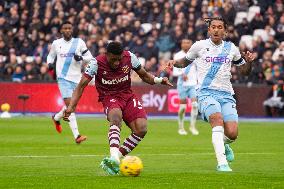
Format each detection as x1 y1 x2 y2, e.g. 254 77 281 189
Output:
173 50 197 87
47 37 93 83
185 38 245 94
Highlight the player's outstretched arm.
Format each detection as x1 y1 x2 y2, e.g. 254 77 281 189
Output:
63 75 90 121
166 57 192 69
166 41 198 69
238 51 256 76
135 67 173 87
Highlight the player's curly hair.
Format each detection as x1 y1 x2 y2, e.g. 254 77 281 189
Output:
204 17 228 29
60 21 73 29
106 41 123 55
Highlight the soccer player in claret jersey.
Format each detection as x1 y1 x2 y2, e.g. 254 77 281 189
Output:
47 21 93 144
167 17 256 172
63 41 173 175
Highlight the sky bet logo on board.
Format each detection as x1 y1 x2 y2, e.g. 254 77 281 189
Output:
142 90 166 111
205 56 230 63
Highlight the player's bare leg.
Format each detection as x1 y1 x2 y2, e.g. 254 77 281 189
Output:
178 99 187 135
119 118 147 157
189 98 199 135
223 121 238 162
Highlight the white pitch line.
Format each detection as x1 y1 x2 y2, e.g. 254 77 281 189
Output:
137 152 276 156
0 152 276 158
70 154 104 157
0 155 65 158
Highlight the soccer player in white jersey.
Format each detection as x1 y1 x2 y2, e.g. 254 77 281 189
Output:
47 21 93 144
167 17 255 172
173 39 199 135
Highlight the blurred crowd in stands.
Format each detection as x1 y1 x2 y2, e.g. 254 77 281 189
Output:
0 0 283 85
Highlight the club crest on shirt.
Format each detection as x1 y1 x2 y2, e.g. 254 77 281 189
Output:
122 65 130 73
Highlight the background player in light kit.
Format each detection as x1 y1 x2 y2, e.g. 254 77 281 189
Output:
167 17 256 172
47 21 93 144
173 39 199 136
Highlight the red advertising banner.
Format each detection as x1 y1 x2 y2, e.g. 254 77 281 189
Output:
0 83 103 113
0 83 173 114
0 83 271 116
167 89 192 113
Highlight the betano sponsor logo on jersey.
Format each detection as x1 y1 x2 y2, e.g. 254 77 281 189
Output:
205 56 230 64
60 53 75 57
102 75 129 85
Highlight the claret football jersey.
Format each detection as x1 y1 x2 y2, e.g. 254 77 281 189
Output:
84 51 141 100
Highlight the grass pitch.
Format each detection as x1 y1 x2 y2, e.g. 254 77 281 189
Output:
0 117 283 189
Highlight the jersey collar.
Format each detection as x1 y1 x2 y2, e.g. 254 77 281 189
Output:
209 38 223 48
63 37 73 43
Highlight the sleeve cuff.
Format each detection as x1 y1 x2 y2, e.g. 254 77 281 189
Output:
233 58 246 66
83 73 93 80
132 64 141 71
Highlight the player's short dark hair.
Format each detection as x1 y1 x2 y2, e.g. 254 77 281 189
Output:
60 21 73 29
205 17 228 29
106 41 123 55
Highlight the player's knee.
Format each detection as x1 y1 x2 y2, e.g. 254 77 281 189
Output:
209 113 223 126
109 115 122 127
111 120 122 127
180 99 187 104
136 123 147 138
179 104 187 112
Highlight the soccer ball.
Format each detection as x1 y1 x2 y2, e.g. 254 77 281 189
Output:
119 156 143 177
1 103 10 112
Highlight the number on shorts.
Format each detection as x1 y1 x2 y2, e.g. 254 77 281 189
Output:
133 99 143 109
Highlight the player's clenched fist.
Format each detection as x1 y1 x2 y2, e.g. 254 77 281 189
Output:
241 51 256 63
161 77 173 87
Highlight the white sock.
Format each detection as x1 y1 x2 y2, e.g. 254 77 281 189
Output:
190 101 198 129
110 147 121 162
212 126 228 166
224 135 235 144
68 113 80 139
54 106 66 121
178 104 186 130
